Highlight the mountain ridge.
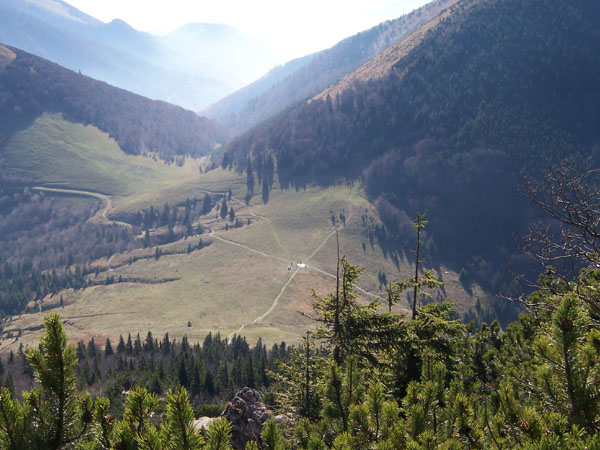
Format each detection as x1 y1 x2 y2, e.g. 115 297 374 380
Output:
0 44 228 161
313 6 454 101
203 0 460 135
224 0 600 316
0 0 282 110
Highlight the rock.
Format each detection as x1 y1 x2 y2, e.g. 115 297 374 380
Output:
223 387 273 449
193 416 215 432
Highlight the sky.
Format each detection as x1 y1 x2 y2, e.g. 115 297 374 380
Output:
66 0 430 60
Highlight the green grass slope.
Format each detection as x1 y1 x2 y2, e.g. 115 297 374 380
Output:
2 113 189 196
0 169 490 351
0 44 228 160
0 94 490 351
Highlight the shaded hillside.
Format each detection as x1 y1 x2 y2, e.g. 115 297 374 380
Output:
0 0 282 110
203 0 460 135
226 0 600 300
0 45 228 161
0 3 231 110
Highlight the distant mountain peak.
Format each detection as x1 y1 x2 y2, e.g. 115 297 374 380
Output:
105 18 140 34
107 18 132 27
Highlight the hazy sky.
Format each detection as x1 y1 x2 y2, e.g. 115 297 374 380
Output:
66 0 430 60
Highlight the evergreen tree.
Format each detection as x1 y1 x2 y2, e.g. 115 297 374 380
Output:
204 417 233 450
246 157 255 195
144 331 154 352
3 373 14 396
25 313 94 449
144 227 151 248
269 331 321 420
105 337 114 357
255 155 264 186
87 337 97 357
0 386 31 450
117 335 126 353
217 363 229 393
202 194 212 215
220 199 228 220
265 154 275 188
114 386 158 449
162 333 171 353
261 419 287 450
308 257 404 367
384 280 408 313
178 359 190 388
221 153 230 169
134 333 142 355
262 175 269 204
160 386 204 450
410 212 442 319
204 372 215 396
126 333 133 354
242 355 255 388
162 203 171 227
191 367 202 397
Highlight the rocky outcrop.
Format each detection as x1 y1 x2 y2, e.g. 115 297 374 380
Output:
223 387 272 449
192 416 215 432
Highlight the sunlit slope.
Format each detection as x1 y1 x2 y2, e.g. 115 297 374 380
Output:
0 175 489 351
2 113 204 196
0 45 227 159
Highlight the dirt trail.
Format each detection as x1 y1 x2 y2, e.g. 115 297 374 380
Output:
107 253 116 271
32 187 131 228
199 188 287 255
226 187 381 340
240 196 287 255
35 185 381 342
210 233 289 264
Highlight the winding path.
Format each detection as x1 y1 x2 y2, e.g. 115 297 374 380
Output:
210 233 289 264
32 186 131 228
34 185 381 341
33 186 134 272
226 187 382 340
197 188 287 255
107 253 116 271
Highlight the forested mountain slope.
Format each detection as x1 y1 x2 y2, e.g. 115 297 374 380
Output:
203 0 460 135
0 45 228 161
201 52 318 126
0 0 281 110
226 0 600 298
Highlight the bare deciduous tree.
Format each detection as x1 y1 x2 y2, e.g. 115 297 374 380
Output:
516 159 600 320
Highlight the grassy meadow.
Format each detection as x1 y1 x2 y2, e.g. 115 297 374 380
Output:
0 116 491 352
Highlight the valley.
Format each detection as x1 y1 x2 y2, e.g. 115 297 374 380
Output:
0 153 489 350
1 0 597 355
1 0 600 447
